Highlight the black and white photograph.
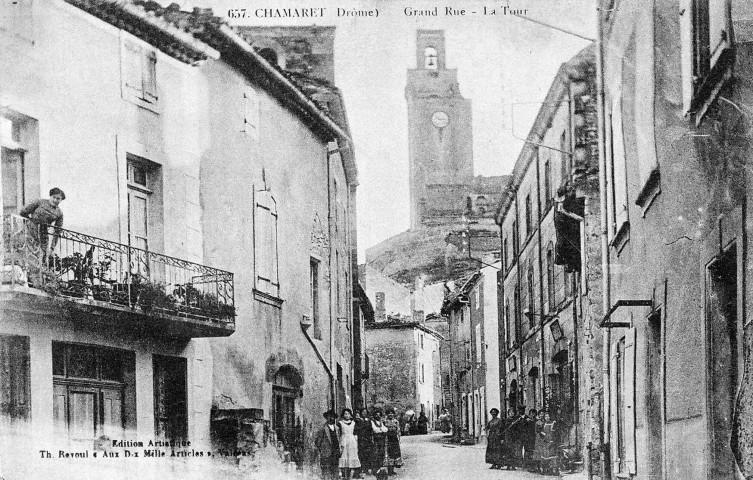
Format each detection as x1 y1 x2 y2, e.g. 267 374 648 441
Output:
1 0 752 479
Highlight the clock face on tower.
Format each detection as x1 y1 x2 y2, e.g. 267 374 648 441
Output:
431 111 450 128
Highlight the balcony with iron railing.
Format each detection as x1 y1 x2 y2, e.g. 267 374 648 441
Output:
1 214 235 337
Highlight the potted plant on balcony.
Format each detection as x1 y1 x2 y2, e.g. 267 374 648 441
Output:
172 283 235 320
136 280 175 313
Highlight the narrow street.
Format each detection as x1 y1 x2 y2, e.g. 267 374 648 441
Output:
394 434 586 480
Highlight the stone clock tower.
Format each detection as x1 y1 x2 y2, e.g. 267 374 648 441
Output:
406 29 473 228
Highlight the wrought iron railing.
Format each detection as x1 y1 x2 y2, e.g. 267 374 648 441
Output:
2 214 235 325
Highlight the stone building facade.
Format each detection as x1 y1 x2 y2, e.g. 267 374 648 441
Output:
442 272 486 443
0 2 229 478
0 2 361 478
494 46 596 455
597 1 753 479
364 320 442 427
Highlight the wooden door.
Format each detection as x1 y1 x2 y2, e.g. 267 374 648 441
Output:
127 188 149 276
68 387 97 441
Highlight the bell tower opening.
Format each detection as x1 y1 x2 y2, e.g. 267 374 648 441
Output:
424 47 438 69
415 29 446 70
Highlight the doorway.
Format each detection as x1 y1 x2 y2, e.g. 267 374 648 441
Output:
705 244 738 479
272 366 302 454
646 310 664 479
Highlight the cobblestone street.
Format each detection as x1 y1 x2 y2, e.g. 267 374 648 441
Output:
393 434 587 480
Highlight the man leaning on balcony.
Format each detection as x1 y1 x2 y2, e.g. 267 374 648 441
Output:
19 187 65 258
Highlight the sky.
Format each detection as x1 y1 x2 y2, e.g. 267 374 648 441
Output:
167 0 596 259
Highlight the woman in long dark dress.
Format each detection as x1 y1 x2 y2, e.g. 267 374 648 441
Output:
540 412 559 475
485 408 504 469
355 408 374 477
501 408 519 470
370 409 388 474
384 408 403 474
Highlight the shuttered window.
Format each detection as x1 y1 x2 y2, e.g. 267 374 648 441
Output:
680 0 733 113
608 94 629 244
255 190 279 297
624 328 637 474
121 36 159 106
610 328 637 476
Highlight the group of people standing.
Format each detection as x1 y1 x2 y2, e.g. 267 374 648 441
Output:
485 407 564 475
316 407 403 480
400 411 429 435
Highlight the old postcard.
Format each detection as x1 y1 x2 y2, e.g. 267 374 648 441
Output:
1 0 750 479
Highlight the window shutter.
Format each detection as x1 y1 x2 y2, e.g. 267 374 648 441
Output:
255 203 270 282
255 190 278 295
269 207 278 285
610 341 620 475
142 51 158 103
611 94 628 236
624 327 637 475
680 0 694 113
708 0 729 68
123 40 143 95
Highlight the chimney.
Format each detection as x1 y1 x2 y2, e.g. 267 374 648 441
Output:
413 310 425 323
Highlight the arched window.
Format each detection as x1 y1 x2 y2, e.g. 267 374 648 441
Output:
424 47 438 69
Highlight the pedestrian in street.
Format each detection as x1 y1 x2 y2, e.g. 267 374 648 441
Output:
417 411 429 435
533 409 546 473
371 409 389 477
510 407 527 468
439 408 451 434
315 409 341 480
523 408 538 470
384 408 403 475
501 407 519 470
484 408 504 469
339 408 361 479
540 412 559 475
19 187 66 262
355 408 373 477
